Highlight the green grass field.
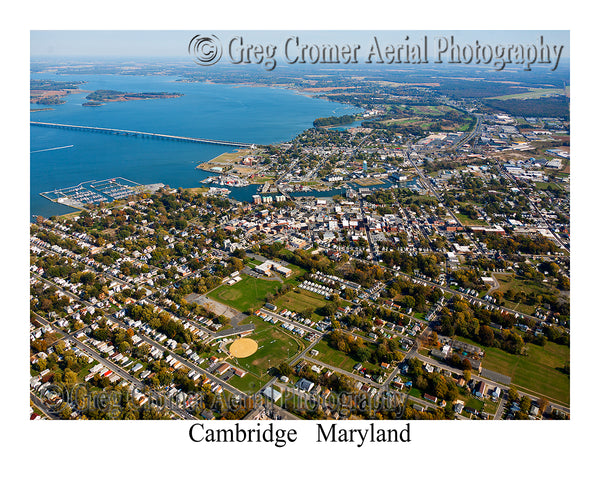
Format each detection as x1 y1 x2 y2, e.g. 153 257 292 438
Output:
454 213 488 226
227 371 267 393
494 272 560 316
208 274 282 312
483 400 499 416
456 335 570 405
465 397 485 412
229 321 307 379
534 181 564 192
313 337 379 373
274 289 328 318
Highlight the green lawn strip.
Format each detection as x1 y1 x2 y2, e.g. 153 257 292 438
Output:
457 122 473 132
495 272 559 298
408 387 424 400
534 181 564 192
226 371 266 394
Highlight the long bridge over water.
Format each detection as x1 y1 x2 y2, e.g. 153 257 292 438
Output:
30 121 256 148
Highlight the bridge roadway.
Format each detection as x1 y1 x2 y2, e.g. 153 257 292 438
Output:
30 121 256 148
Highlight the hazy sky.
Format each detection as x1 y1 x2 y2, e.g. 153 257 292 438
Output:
31 30 570 58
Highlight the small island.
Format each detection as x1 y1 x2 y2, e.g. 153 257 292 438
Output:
83 89 183 106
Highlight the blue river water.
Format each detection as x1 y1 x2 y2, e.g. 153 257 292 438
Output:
30 73 361 218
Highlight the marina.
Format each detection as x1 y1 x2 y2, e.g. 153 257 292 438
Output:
40 177 160 210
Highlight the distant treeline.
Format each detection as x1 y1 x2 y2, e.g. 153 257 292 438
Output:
85 90 183 102
86 90 125 101
31 96 65 105
482 97 569 119
431 79 534 99
313 114 357 127
30 79 84 91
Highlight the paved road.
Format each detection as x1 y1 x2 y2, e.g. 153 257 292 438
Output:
452 114 482 150
494 394 508 420
258 308 323 336
30 392 60 420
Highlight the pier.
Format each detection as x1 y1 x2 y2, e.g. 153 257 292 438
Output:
39 177 162 210
30 121 257 148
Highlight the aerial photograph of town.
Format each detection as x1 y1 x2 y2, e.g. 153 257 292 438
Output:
11 0 600 471
28 29 573 427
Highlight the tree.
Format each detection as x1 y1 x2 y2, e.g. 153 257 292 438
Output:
277 362 292 378
54 340 67 355
36 358 47 372
537 397 549 416
230 257 244 272
355 347 371 363
479 325 495 346
64 369 78 388
59 404 73 420
415 375 428 391
431 374 448 399
320 303 337 317
461 357 473 372
520 395 531 414
508 385 519 403
557 275 570 291
93 328 109 342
